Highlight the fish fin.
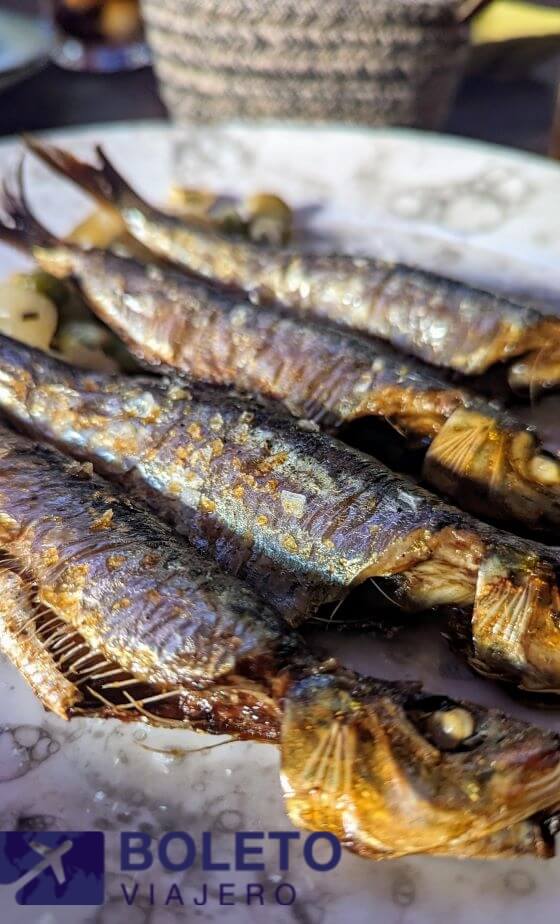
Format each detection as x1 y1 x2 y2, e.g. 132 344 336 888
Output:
0 566 188 725
470 550 560 692
0 159 59 253
24 135 149 213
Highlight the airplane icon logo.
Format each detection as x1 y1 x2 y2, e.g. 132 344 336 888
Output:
0 832 104 905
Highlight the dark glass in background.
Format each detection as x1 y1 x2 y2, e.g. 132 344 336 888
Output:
50 0 149 72
0 0 557 156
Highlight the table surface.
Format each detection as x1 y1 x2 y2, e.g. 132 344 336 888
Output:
0 61 556 155
0 0 558 155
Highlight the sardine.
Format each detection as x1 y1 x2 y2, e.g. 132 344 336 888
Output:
2 424 560 859
2 335 560 694
24 138 560 395
2 177 560 533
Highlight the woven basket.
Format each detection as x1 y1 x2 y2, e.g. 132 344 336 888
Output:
141 0 469 127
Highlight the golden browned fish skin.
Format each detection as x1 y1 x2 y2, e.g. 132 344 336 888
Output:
1 336 560 695
1 183 559 533
0 427 303 723
3 426 560 859
24 137 560 394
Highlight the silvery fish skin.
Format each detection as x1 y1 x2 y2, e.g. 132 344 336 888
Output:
2 336 560 695
3 427 560 859
1 181 559 533
24 138 560 394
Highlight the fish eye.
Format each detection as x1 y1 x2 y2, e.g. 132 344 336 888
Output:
427 708 475 749
405 694 481 751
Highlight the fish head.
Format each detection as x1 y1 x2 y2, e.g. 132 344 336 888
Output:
471 549 560 694
424 406 560 529
280 671 560 858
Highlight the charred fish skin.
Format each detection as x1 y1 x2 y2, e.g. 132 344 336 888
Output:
2 338 560 695
2 182 560 535
39 247 468 443
0 336 340 617
0 335 452 619
3 432 560 858
0 426 303 709
31 249 560 531
104 220 556 381
23 137 560 393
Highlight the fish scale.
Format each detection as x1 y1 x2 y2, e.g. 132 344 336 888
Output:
1 358 560 857
23 137 560 394
1 336 560 695
3 157 560 532
0 469 560 859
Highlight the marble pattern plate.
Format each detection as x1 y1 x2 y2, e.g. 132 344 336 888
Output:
1 121 560 924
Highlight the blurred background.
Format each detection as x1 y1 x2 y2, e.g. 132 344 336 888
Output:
0 0 558 155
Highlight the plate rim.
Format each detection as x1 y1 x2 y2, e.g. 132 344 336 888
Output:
1 117 559 178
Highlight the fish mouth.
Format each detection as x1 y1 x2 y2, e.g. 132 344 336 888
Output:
280 672 560 859
508 321 560 396
424 407 560 529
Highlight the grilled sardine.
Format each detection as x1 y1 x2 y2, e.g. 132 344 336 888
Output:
24 137 560 395
2 336 560 694
4 425 560 858
1 177 559 533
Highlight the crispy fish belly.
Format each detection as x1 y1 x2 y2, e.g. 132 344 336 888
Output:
1 338 560 693
24 138 560 394
3 431 560 858
0 426 303 739
1 186 559 533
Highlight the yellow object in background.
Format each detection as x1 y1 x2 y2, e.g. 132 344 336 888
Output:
473 1 560 43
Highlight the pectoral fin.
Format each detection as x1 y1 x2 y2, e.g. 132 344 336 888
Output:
424 407 560 529
470 550 560 692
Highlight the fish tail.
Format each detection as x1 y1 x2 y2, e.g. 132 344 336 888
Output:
24 135 148 212
0 159 59 254
95 144 149 210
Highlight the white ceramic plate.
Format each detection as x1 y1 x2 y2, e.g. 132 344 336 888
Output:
1 121 560 924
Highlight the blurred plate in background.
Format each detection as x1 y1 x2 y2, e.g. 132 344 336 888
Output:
0 8 54 93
